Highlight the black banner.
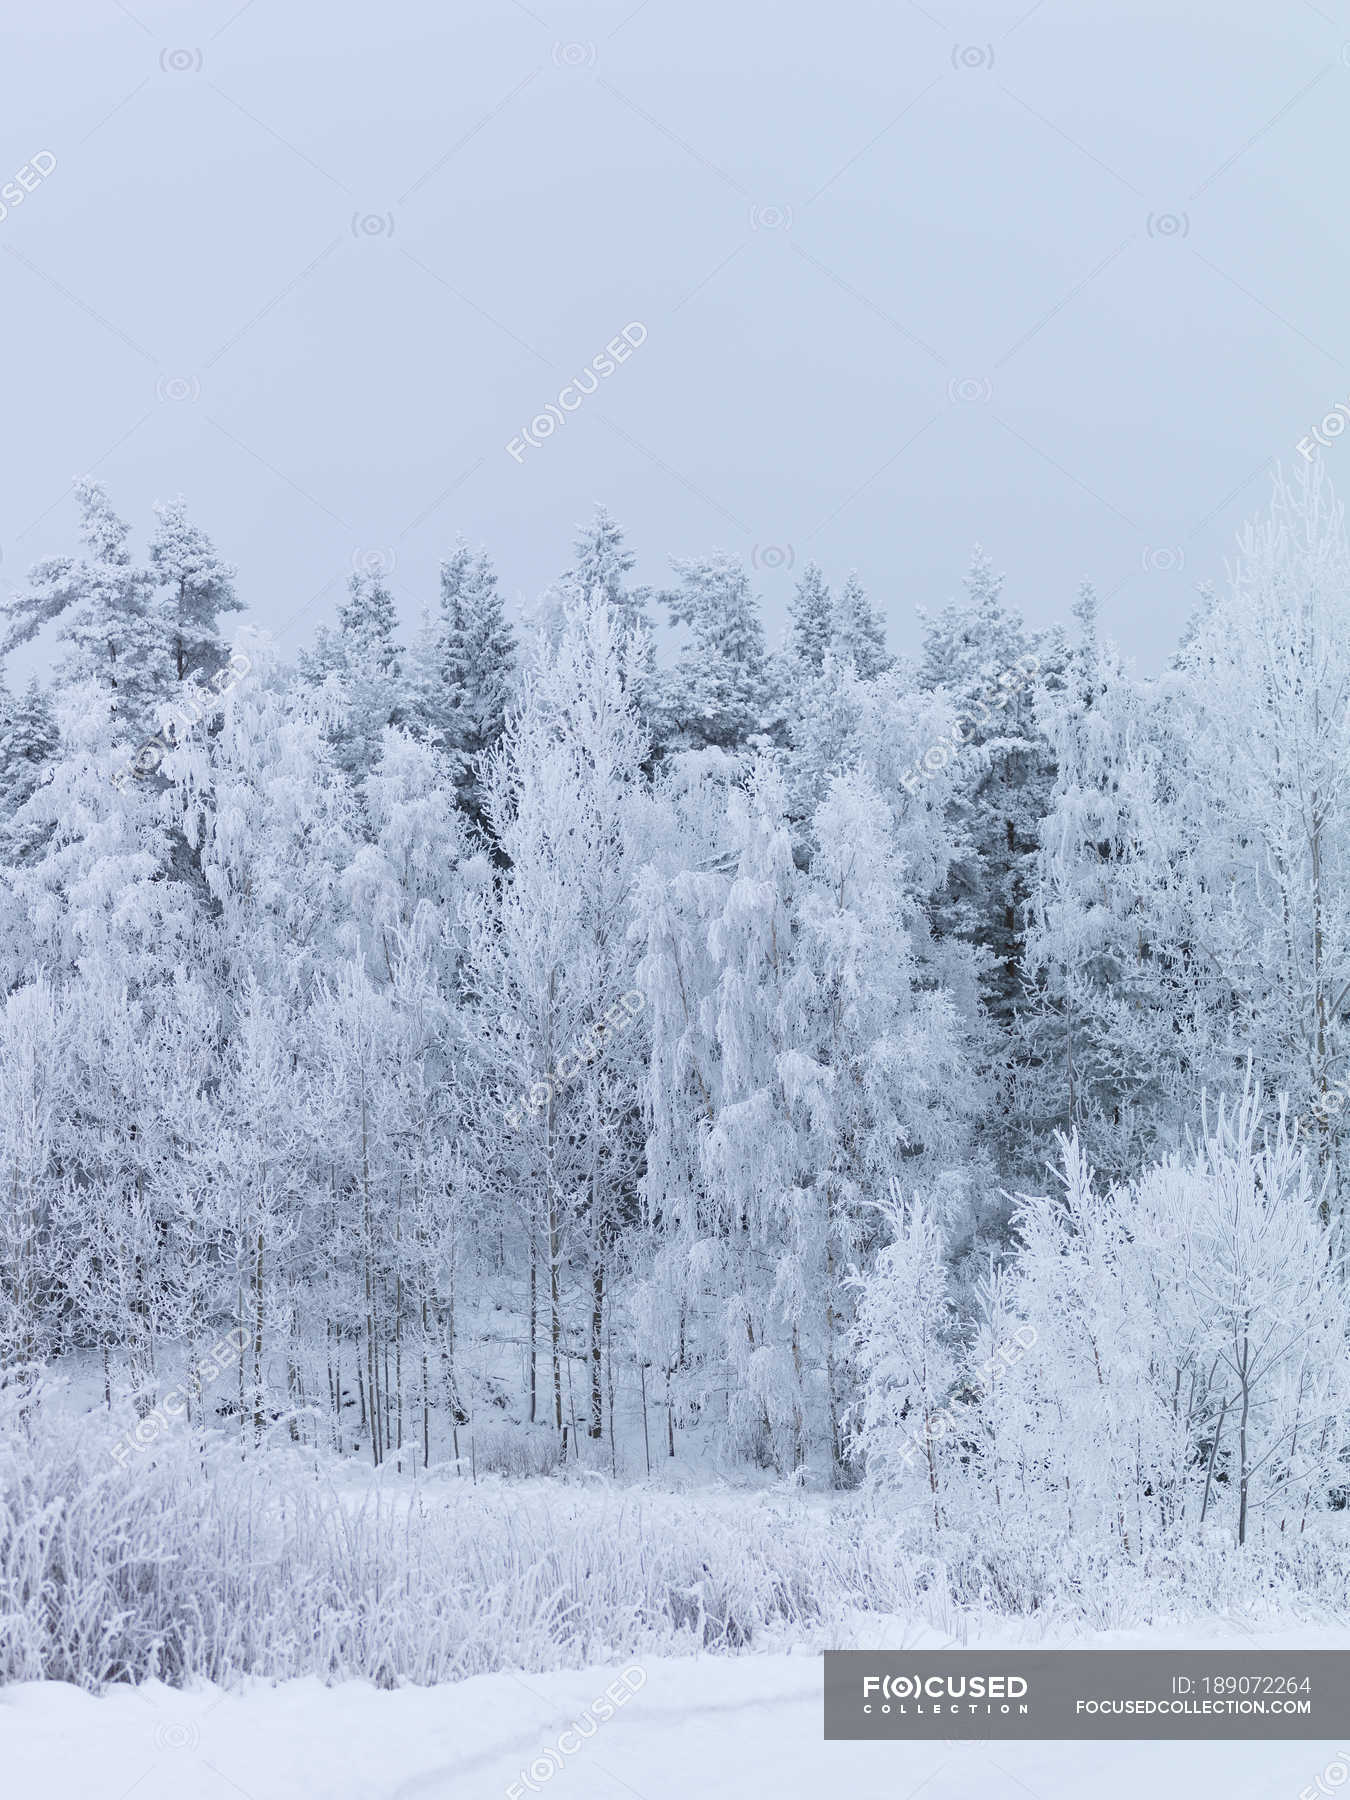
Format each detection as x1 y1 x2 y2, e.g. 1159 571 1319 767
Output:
824 1651 1349 1739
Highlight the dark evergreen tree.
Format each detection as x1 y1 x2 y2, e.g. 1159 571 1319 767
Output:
409 541 515 829
830 571 890 678
918 549 1061 1045
1 481 163 734
788 563 832 674
658 552 775 751
149 498 243 684
558 505 652 633
300 573 406 785
0 677 58 864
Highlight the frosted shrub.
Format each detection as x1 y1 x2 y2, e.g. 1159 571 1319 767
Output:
470 1418 563 1479
848 1084 1350 1619
848 1195 957 1526
948 1093 1350 1566
0 1376 947 1690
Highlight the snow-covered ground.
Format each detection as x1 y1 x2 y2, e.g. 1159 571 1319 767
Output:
9 1623 1349 1800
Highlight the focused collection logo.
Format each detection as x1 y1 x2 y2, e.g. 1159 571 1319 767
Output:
862 1673 1029 1713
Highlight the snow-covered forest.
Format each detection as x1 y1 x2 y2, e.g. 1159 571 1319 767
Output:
4 461 1350 1704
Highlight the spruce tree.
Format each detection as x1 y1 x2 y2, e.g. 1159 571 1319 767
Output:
149 497 243 684
830 571 890 678
659 551 774 751
1 480 164 734
558 504 652 633
300 573 406 786
0 677 58 864
409 541 515 828
918 549 1056 1039
407 540 471 749
1019 598 1191 1181
788 563 833 674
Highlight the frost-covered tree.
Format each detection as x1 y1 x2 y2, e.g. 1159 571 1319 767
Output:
1 481 164 732
0 976 64 1368
801 767 980 1475
300 573 406 786
1137 1086 1349 1545
341 724 478 988
557 504 652 634
974 1092 1350 1556
1025 468 1350 1203
0 689 218 1411
904 551 1066 1200
830 571 889 678
849 1194 957 1525
633 749 980 1479
628 749 741 1456
2 683 198 993
693 756 811 1470
788 564 833 674
0 677 57 859
1021 592 1220 1180
658 552 775 752
408 542 515 828
1171 463 1350 1211
466 594 651 1444
149 497 242 684
177 641 358 996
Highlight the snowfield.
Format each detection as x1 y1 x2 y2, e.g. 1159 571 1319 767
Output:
9 1623 1350 1800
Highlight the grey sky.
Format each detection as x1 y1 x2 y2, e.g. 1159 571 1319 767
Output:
2 0 1348 676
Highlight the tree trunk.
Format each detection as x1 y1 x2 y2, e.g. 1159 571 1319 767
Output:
589 1251 604 1439
253 1219 265 1444
528 1221 537 1424
1237 1331 1251 1547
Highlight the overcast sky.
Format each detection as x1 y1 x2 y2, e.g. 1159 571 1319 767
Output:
2 0 1348 674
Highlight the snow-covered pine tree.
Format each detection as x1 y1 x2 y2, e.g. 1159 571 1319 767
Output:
1020 588 1214 1180
829 571 889 678
787 563 832 675
300 573 406 786
2 681 199 993
0 677 57 860
1 481 165 734
408 541 515 828
914 550 1061 1194
406 539 471 747
658 552 776 752
557 504 653 633
148 497 243 684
